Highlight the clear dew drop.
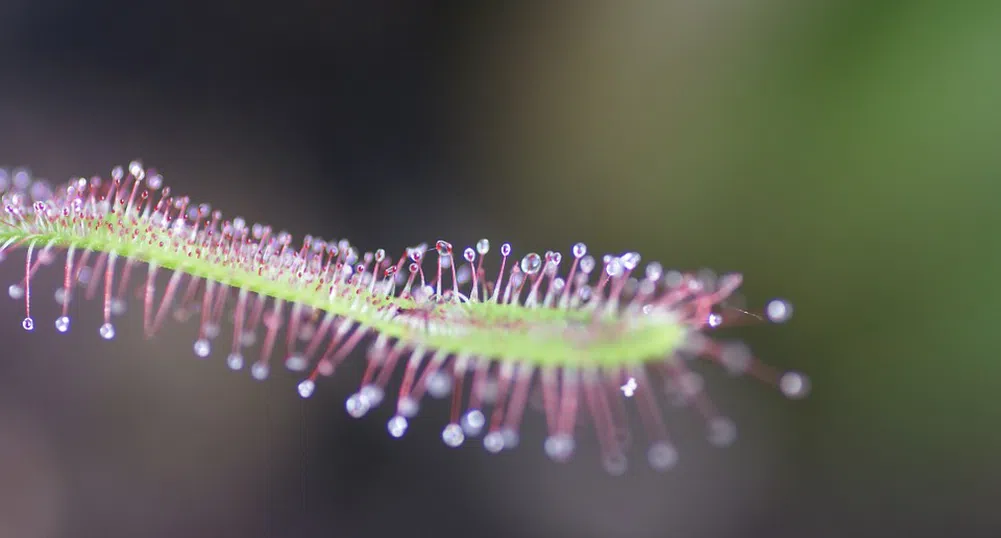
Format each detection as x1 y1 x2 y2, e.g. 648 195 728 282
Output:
520 252 542 275
500 243 511 256
387 415 409 438
250 363 270 381
579 256 595 274
780 371 810 399
463 247 475 263
605 257 624 277
665 270 684 287
397 396 419 418
500 428 519 450
345 393 370 418
483 431 504 453
54 316 70 333
602 453 628 476
297 380 315 399
720 342 752 374
460 409 485 436
226 353 244 370
426 371 452 398
8 284 23 300
621 251 641 270
572 242 587 258
707 417 737 447
99 323 115 340
543 434 575 462
668 371 704 404
285 354 308 372
435 240 452 257
707 312 723 327
204 323 220 339
21 317 33 331
441 423 465 448
239 331 256 347
360 385 384 407
647 442 679 471
193 338 211 358
645 262 663 281
766 299 793 323
476 238 490 255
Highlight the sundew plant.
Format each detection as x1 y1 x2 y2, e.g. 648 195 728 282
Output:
0 161 809 474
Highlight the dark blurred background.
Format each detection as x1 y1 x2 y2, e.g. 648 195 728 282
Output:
0 1 998 537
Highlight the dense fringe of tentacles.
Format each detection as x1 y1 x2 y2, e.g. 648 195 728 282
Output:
0 162 808 473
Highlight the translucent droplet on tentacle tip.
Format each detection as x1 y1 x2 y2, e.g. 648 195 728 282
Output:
226 353 244 370
397 396 419 418
203 323 220 339
779 371 810 399
549 251 562 266
54 316 70 333
766 299 793 323
572 242 587 258
603 453 628 476
665 269 684 288
460 409 485 436
99 323 115 340
621 251 641 270
193 338 211 358
8 284 23 300
442 423 465 447
645 262 663 281
250 363 269 381
463 247 475 263
297 379 315 399
520 252 542 275
483 431 504 453
666 371 704 405
360 384 384 407
707 417 737 447
500 243 511 256
435 240 452 257
647 441 678 471
605 257 624 277
544 434 575 462
426 371 452 398
500 428 520 449
476 238 490 255
285 354 308 372
387 415 408 438
720 341 752 374
239 331 256 347
345 393 370 418
128 160 145 180
21 317 33 331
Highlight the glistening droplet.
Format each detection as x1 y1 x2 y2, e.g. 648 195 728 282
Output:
520 253 542 275
99 323 115 340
